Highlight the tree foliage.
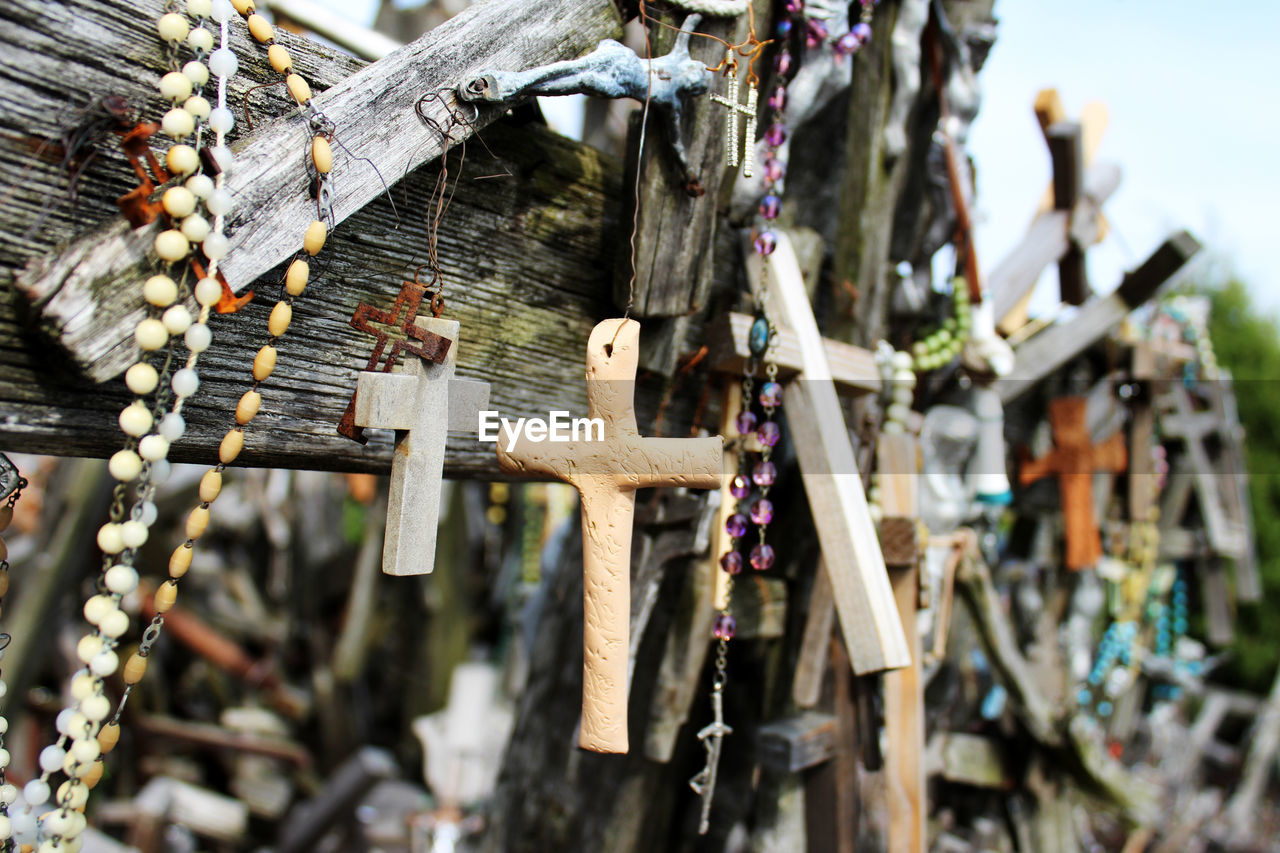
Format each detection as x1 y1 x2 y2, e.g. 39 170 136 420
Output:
1204 280 1280 690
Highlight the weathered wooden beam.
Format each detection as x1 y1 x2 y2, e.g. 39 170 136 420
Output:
998 230 1202 402
757 712 837 773
988 163 1121 324
1047 122 1087 305
13 0 622 381
0 119 664 477
878 434 926 853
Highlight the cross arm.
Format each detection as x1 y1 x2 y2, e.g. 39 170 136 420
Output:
999 231 1202 402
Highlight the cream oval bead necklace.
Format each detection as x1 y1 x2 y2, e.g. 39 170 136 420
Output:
14 3 236 849
32 3 340 849
0 470 29 849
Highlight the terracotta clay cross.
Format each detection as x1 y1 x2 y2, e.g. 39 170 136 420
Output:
497 318 723 753
1019 396 1127 569
338 279 452 443
354 316 489 576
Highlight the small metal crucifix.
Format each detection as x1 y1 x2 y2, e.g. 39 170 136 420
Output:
709 63 757 177
689 684 732 834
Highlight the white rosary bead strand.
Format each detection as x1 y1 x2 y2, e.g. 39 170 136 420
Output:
868 345 917 523
36 6 228 849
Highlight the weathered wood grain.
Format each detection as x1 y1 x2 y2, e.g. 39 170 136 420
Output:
878 434 926 853
0 116 685 476
614 6 752 319
13 0 624 381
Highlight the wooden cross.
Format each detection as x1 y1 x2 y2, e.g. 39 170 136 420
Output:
991 91 1119 331
338 279 452 444
999 231 1202 403
709 71 757 176
746 232 910 675
496 318 723 754
1159 382 1249 562
1019 396 1127 570
352 316 489 576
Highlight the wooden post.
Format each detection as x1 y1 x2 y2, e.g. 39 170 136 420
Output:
616 6 752 318
747 232 910 674
878 433 926 853
1047 122 1088 305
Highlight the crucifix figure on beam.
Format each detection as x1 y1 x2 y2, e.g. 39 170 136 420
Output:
497 318 723 754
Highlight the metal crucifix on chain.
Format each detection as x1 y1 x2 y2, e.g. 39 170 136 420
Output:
709 57 758 177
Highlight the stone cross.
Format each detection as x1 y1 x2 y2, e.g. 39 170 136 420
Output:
497 318 722 753
1019 396 1127 570
339 279 453 444
354 316 489 576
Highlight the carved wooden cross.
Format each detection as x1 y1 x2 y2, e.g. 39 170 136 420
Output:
338 279 452 444
1159 382 1249 562
1019 396 1127 569
352 316 489 576
497 318 722 753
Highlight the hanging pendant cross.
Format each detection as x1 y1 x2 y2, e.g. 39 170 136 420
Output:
338 279 452 444
352 316 489 576
710 73 758 178
689 686 732 835
497 318 723 753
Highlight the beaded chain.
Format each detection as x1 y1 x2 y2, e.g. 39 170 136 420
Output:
25 0 339 848
0 470 28 851
696 0 882 833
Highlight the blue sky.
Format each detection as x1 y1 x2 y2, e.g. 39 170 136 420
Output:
970 0 1280 316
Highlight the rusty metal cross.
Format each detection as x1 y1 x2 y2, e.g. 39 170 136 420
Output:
337 279 452 443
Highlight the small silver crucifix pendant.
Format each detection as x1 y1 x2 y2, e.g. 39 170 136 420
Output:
689 685 733 834
710 71 758 178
